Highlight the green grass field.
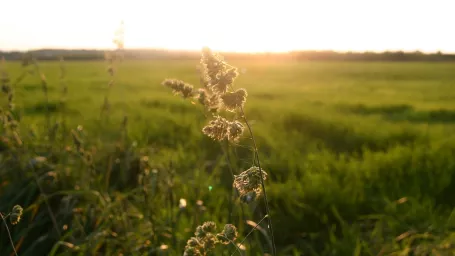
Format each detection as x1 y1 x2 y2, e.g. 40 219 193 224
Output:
2 58 455 255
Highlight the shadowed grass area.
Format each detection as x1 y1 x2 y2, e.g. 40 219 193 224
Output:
1 59 455 255
339 103 455 124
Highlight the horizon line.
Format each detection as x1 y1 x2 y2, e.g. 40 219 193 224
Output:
1 47 454 55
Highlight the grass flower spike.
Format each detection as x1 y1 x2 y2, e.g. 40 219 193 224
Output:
234 166 268 200
162 79 195 98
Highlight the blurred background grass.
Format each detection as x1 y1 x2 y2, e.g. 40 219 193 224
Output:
2 59 455 255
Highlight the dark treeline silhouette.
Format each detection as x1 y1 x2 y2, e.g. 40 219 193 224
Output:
1 49 455 62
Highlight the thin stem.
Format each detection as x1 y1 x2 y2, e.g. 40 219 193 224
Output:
239 106 276 256
1 212 18 256
223 141 248 236
58 56 68 137
221 235 243 256
231 214 269 256
221 140 235 223
31 166 62 238
32 60 51 133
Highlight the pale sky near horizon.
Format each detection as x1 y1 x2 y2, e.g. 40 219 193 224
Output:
1 0 454 53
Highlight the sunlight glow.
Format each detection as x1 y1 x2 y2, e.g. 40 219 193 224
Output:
1 0 454 53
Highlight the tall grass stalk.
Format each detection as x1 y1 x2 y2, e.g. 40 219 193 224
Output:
163 47 276 255
239 106 276 255
0 212 18 256
30 163 62 238
100 21 124 122
31 58 51 133
58 56 68 138
1 205 23 256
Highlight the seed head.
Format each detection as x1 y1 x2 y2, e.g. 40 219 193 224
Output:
216 224 238 245
216 233 229 245
221 88 247 112
212 67 238 94
186 237 201 247
195 226 206 239
200 47 239 95
207 94 221 112
10 205 23 225
202 233 218 251
222 224 238 241
228 121 244 142
202 116 230 141
202 221 216 233
201 47 225 84
202 117 245 142
183 246 202 256
162 79 194 99
196 88 208 106
234 166 268 200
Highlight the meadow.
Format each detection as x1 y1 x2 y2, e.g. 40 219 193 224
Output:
2 56 455 255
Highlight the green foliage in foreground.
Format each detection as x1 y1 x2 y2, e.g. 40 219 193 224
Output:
1 58 455 255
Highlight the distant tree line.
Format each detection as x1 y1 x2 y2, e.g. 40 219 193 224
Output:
1 49 455 62
289 50 455 62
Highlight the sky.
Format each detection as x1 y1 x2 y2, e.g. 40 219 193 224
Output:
1 0 454 53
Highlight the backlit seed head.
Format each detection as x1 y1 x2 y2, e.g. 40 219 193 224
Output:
234 166 268 201
183 246 202 256
202 117 245 142
162 79 194 98
222 224 238 241
186 237 201 247
212 68 238 95
221 88 247 112
196 88 208 106
195 226 206 239
202 233 218 250
202 221 217 233
228 121 244 142
201 47 225 84
216 233 230 245
200 47 239 95
202 116 230 141
207 94 221 112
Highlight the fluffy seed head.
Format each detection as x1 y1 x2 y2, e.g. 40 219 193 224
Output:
234 166 268 200
186 237 201 247
216 224 238 245
201 47 225 84
195 226 206 239
212 68 238 94
196 88 208 106
202 116 230 141
221 88 247 112
216 233 229 245
202 233 218 251
162 79 194 98
202 221 217 233
228 121 244 142
183 246 202 256
222 224 238 241
200 47 239 95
